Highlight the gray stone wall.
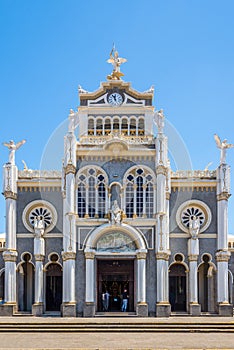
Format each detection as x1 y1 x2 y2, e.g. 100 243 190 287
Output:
170 189 217 233
17 190 63 233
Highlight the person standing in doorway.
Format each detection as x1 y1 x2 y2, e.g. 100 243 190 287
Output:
102 290 110 311
121 289 128 312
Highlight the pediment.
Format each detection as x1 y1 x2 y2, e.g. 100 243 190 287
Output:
79 81 153 107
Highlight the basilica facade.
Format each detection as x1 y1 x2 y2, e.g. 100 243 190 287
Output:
0 51 233 317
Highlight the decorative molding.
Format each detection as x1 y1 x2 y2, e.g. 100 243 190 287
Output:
3 191 17 200
188 254 198 262
156 252 170 260
18 170 62 179
62 251 76 261
65 163 76 175
34 254 45 262
171 170 216 179
3 250 18 262
80 134 154 145
156 165 168 176
217 192 231 201
216 251 230 262
169 233 217 238
136 252 147 259
166 192 170 200
22 200 57 233
85 251 95 259
176 200 212 234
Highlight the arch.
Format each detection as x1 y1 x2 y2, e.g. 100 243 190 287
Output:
84 223 147 253
96 117 103 135
121 117 128 135
228 269 233 304
45 263 62 311
88 117 95 135
17 253 35 312
198 254 216 313
104 117 111 135
169 263 187 312
138 117 145 135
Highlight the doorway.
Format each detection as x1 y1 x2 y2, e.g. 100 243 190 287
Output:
169 263 187 312
46 263 62 311
97 259 134 312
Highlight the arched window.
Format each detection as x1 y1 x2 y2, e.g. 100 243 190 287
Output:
121 118 128 135
77 167 108 218
129 117 136 135
113 117 119 131
138 118 145 135
96 118 103 135
124 166 155 218
104 118 111 135
88 118 94 135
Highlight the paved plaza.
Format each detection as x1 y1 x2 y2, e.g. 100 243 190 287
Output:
0 316 233 349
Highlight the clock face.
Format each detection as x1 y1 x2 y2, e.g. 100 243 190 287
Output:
108 93 123 106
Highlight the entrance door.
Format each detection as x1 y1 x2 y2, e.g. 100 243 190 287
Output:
46 264 62 311
97 259 134 312
169 264 186 312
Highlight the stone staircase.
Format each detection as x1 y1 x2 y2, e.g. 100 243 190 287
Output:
0 316 233 333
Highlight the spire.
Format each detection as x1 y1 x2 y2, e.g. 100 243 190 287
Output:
106 45 127 80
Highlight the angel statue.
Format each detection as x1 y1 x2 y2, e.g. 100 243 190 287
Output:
189 216 200 240
107 45 127 80
214 134 234 164
154 109 165 133
3 139 26 164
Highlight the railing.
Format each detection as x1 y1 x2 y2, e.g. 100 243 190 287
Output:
171 170 216 179
18 170 62 179
80 133 154 145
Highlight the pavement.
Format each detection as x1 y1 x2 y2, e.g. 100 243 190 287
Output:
0 316 233 349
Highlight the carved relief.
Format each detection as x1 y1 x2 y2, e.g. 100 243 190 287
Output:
96 232 136 252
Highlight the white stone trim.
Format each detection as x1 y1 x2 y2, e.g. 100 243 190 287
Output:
22 200 57 233
84 223 147 253
176 200 212 234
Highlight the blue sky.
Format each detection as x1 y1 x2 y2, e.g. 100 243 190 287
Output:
0 0 234 233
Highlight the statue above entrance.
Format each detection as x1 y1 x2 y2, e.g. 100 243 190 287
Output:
107 45 127 80
110 200 122 225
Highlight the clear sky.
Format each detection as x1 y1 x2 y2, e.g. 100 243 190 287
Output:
0 0 234 234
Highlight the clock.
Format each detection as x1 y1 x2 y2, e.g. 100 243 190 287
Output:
108 93 123 106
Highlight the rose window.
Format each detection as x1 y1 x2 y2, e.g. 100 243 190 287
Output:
181 206 205 228
29 207 52 229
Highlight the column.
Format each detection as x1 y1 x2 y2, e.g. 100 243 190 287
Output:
216 164 232 316
136 252 148 317
62 126 77 317
32 237 45 316
84 251 95 317
155 124 171 317
1 162 18 316
188 238 201 315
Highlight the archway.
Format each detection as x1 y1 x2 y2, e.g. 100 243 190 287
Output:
198 254 216 312
84 223 147 315
46 263 62 311
169 263 187 312
17 253 34 312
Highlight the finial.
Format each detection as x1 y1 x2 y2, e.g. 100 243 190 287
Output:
107 45 127 80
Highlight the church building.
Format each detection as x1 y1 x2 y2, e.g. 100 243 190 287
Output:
0 49 233 317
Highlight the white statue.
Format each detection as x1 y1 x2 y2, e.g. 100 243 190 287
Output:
107 45 127 80
155 109 165 133
189 216 200 239
214 134 234 164
111 200 122 224
78 85 89 94
34 216 45 238
3 139 26 165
